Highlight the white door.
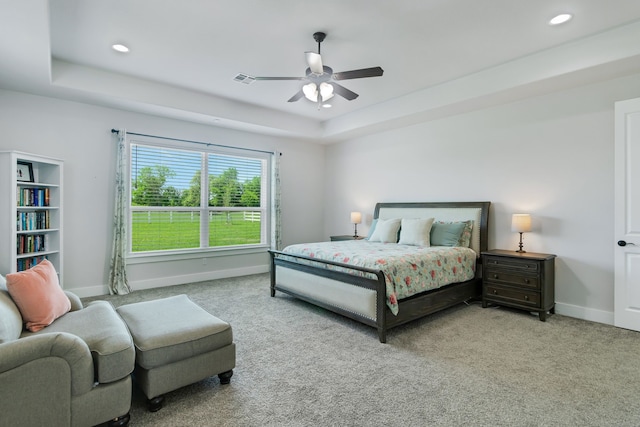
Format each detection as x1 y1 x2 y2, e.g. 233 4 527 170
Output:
614 97 640 331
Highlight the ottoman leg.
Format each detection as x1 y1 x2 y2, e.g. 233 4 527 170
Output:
147 395 165 412
219 369 234 385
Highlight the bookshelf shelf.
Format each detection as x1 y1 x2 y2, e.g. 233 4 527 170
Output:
17 250 60 257
0 151 64 285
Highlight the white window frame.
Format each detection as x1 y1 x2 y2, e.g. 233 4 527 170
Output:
125 135 271 262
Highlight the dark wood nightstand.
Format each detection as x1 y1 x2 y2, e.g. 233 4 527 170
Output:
481 249 556 321
330 235 365 241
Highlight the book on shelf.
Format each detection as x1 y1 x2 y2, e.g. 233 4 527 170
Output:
16 255 49 272
16 187 50 207
16 210 50 231
16 234 46 254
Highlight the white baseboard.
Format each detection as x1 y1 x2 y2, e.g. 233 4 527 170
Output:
71 285 108 298
70 264 270 298
71 276 615 326
554 302 614 325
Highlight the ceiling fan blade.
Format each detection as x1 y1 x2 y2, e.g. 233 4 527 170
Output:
331 82 359 101
332 66 384 80
305 52 324 75
287 90 305 102
254 76 306 81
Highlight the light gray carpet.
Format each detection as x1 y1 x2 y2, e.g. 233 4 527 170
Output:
89 273 640 426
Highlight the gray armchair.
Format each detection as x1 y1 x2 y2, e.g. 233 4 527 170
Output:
0 286 135 427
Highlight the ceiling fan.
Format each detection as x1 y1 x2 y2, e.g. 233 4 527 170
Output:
238 32 384 106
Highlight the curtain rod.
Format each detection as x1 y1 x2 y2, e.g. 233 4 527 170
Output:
111 129 281 156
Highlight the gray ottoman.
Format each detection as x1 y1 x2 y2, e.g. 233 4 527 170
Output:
116 294 235 411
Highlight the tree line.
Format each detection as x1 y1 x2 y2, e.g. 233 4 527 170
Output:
131 166 261 207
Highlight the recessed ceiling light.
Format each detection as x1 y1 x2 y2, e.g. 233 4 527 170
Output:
549 14 572 26
322 104 332 109
112 44 130 53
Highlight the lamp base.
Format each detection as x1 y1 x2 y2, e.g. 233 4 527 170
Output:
516 232 526 253
353 224 358 239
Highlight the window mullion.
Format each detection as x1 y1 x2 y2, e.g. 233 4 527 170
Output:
200 153 208 249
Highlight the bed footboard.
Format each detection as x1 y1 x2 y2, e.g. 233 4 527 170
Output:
270 251 390 342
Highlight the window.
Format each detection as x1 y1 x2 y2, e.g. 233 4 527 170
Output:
128 138 270 255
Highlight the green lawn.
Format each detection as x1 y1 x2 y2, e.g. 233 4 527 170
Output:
131 211 261 252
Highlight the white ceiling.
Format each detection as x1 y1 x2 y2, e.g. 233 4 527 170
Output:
2 1 640 142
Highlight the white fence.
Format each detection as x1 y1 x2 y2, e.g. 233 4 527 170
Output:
243 211 261 222
139 210 260 223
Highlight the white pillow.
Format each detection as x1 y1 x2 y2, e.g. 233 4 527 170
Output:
398 217 435 246
368 218 401 243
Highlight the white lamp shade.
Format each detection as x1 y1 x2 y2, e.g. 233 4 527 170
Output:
350 211 362 224
511 214 532 233
302 83 318 102
319 82 334 102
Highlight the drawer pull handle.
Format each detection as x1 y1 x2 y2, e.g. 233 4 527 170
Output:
493 274 499 279
493 290 498 294
524 295 529 301
524 279 530 284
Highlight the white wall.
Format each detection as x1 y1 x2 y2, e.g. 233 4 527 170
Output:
324 72 640 324
0 89 325 296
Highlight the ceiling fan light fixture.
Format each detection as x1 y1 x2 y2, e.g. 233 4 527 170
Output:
303 82 318 102
320 82 334 102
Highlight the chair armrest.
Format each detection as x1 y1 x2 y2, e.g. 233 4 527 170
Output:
64 291 83 311
0 332 94 396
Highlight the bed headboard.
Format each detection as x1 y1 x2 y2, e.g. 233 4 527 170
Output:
373 201 490 255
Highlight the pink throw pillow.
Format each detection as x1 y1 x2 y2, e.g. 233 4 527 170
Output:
6 260 71 332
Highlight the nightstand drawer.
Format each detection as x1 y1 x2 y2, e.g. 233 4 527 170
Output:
484 256 539 271
485 285 540 307
484 268 539 289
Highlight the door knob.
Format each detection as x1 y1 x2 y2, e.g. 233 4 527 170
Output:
618 240 636 247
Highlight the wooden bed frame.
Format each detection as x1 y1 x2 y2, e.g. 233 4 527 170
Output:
269 201 490 343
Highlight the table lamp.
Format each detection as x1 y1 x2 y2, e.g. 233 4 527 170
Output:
512 213 531 253
351 211 362 238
